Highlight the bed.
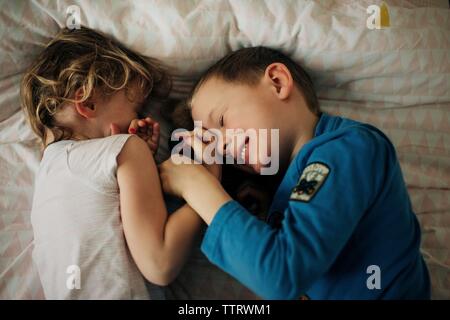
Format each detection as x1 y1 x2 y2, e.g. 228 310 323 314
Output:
0 0 449 299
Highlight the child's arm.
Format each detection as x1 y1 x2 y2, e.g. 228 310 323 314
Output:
116 136 202 286
160 129 396 299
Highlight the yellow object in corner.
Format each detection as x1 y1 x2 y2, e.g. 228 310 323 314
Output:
380 2 390 28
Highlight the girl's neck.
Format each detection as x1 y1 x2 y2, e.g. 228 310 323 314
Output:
44 128 93 147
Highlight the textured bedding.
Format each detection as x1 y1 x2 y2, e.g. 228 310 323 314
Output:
0 0 449 299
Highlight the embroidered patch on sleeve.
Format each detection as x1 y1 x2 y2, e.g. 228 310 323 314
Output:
290 162 330 202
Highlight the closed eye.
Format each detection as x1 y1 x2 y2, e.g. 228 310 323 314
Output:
219 114 224 127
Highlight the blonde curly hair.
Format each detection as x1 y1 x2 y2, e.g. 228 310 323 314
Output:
21 26 171 147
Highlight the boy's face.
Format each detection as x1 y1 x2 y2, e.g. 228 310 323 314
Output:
190 76 291 174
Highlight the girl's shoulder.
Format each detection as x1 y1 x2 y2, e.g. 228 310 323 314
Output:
42 134 136 193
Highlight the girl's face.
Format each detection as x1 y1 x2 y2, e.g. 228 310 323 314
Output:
190 76 292 175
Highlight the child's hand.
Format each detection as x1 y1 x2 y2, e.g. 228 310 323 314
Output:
159 153 232 225
128 117 160 155
158 154 210 198
174 130 222 181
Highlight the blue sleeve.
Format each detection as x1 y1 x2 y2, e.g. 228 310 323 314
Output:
201 128 394 299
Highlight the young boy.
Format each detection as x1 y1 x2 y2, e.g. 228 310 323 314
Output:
159 47 431 300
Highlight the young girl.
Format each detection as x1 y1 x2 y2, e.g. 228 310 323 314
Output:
21 27 203 299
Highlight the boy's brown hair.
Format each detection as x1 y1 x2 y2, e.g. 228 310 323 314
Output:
21 26 171 146
189 46 319 115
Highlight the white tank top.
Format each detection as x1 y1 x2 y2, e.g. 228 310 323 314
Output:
31 134 162 299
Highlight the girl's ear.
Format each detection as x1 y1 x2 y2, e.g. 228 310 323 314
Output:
264 63 294 100
74 87 97 119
